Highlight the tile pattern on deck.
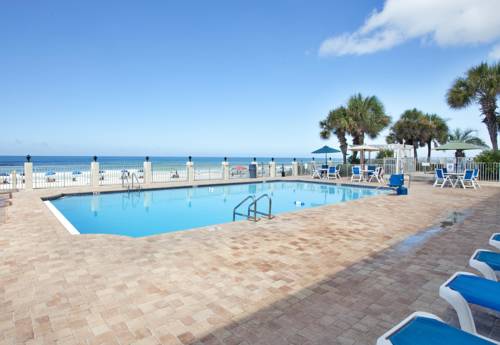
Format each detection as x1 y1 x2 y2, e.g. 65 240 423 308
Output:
0 179 499 345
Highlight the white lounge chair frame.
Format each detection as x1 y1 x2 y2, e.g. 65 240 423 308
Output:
351 166 362 182
457 169 476 189
433 168 452 188
327 167 340 180
469 249 499 282
368 167 384 183
376 311 500 345
311 167 321 179
490 233 500 250
473 168 481 188
439 272 483 335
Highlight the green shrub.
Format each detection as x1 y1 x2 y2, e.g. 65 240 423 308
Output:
474 150 500 163
376 149 394 159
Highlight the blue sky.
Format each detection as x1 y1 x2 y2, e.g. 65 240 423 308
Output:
1 0 499 157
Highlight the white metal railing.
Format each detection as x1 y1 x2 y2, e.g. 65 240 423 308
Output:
152 165 187 183
99 164 144 186
229 164 250 179
33 165 91 189
0 167 24 190
194 166 223 181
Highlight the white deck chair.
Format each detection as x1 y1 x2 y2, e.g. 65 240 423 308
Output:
490 233 500 250
377 311 500 345
433 168 452 188
469 249 500 281
350 166 362 182
368 167 384 183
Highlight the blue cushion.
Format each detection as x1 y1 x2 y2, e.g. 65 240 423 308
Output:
389 316 495 345
494 234 500 242
448 274 500 311
475 251 500 271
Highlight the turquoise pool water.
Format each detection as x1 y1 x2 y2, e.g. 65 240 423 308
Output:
49 181 388 237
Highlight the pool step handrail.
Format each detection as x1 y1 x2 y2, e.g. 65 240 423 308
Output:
130 173 141 191
233 195 255 221
247 193 272 222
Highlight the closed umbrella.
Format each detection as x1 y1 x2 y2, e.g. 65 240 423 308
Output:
311 145 340 165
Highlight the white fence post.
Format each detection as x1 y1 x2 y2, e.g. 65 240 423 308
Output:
222 159 229 180
186 157 194 183
144 159 152 184
24 161 33 190
292 159 299 177
10 170 17 189
91 161 100 188
269 159 276 178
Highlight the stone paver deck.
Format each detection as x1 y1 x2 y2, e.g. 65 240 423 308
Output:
1 179 499 345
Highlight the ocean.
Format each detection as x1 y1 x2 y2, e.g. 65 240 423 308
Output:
0 156 313 169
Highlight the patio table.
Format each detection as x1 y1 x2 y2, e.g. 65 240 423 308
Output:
444 172 463 188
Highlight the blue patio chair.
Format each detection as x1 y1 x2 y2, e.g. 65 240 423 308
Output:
433 168 452 188
469 249 500 281
377 312 499 345
442 167 448 174
473 168 481 188
367 165 376 177
490 233 500 250
457 169 475 189
327 166 340 180
439 272 500 335
351 166 362 182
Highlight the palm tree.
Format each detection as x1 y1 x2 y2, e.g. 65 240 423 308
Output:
319 94 390 163
387 109 429 159
447 62 500 151
319 106 351 163
448 128 487 158
347 93 391 144
424 114 449 162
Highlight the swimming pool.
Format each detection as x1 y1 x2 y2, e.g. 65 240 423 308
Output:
47 181 389 237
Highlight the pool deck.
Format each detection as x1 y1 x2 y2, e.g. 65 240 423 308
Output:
1 177 499 344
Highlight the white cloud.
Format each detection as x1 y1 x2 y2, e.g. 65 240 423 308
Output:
489 43 500 60
319 0 500 56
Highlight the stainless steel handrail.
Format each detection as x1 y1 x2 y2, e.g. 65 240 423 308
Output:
247 193 272 221
131 173 141 191
232 195 255 221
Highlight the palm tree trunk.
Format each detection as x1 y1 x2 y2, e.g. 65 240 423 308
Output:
336 132 348 164
480 98 498 151
413 144 418 160
427 140 432 162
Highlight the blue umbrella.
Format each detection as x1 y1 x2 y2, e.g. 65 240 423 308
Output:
312 145 340 164
45 171 56 176
72 171 82 175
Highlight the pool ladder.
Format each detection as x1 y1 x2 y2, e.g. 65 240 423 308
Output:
233 193 272 222
121 172 142 192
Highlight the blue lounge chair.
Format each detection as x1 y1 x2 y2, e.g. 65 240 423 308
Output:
490 233 500 250
457 169 476 189
470 249 500 281
433 168 452 188
351 166 362 182
439 272 500 334
377 311 499 344
327 166 340 180
473 168 481 188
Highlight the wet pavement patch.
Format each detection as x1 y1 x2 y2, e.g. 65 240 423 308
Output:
394 210 471 255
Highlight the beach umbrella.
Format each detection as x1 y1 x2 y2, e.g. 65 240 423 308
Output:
348 145 379 169
234 166 247 171
435 141 487 170
45 171 56 176
72 170 82 175
311 145 340 165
